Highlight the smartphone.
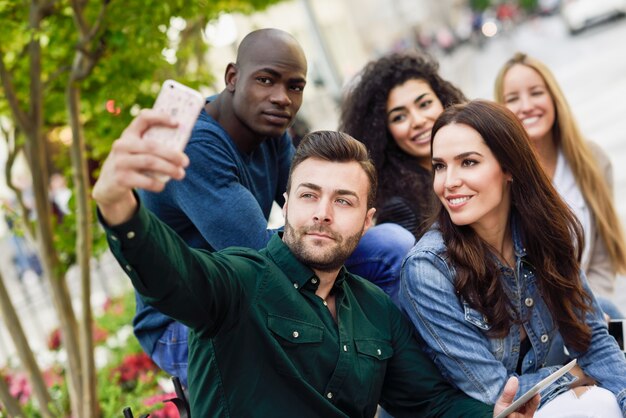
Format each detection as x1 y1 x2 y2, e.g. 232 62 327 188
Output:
143 79 205 181
609 320 626 352
494 359 577 418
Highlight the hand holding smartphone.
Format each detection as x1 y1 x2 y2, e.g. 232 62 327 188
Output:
143 80 205 182
494 359 577 418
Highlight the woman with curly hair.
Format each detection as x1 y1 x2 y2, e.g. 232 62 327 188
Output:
339 51 466 238
400 100 626 417
494 52 626 318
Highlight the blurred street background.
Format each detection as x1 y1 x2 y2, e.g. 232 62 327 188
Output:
1 0 625 365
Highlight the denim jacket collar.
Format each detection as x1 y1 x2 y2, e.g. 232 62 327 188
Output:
510 214 527 259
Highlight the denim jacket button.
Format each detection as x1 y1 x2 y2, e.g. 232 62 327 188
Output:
524 298 534 307
540 334 549 343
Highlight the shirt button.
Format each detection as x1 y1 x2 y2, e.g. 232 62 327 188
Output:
323 300 328 306
126 231 136 239
292 331 299 338
125 264 132 272
524 298 534 307
110 235 118 241
293 283 299 289
541 334 549 343
326 392 333 399
377 348 382 356
311 278 318 284
343 345 348 352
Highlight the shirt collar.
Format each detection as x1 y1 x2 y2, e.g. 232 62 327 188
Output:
510 213 527 258
264 233 350 290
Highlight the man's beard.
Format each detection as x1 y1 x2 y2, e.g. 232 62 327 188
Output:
283 217 363 272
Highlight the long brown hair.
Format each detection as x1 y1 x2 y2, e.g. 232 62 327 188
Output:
431 100 593 352
494 52 626 275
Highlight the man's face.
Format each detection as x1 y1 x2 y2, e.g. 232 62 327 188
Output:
282 158 375 272
230 40 307 139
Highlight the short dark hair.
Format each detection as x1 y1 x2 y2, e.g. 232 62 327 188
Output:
286 131 377 209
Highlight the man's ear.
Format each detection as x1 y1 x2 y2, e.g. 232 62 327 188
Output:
362 208 376 235
282 192 289 218
225 63 238 92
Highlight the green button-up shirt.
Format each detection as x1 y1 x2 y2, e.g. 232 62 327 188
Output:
104 203 491 417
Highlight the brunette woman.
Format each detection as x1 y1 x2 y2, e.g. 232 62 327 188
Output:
400 100 626 417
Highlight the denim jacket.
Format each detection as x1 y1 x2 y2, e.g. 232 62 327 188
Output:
399 218 626 414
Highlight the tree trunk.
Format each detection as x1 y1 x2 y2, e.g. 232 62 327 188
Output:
27 2 83 414
0 271 56 417
67 78 98 418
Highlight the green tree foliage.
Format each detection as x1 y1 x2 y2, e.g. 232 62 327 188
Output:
470 0 492 12
518 0 539 13
0 0 285 415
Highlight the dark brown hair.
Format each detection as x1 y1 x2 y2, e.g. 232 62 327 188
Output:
287 130 377 209
430 100 593 352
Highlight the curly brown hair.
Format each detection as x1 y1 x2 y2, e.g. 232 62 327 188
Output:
339 51 466 236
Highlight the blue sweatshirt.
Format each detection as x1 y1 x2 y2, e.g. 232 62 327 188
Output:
134 99 294 354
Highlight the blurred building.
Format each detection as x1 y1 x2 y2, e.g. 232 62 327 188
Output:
201 0 469 131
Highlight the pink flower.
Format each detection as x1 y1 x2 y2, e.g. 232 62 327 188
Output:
47 328 62 351
42 366 64 388
103 297 125 315
111 352 158 384
7 372 32 405
143 393 179 418
47 324 109 351
92 324 109 344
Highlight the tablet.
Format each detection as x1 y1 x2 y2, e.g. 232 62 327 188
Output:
494 358 577 418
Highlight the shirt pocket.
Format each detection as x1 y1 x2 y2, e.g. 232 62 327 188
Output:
354 338 394 403
267 314 324 379
463 302 492 331
462 303 505 359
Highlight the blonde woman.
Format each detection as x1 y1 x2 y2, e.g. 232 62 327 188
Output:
494 52 626 318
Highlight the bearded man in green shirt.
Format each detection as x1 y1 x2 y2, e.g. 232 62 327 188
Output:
93 111 538 417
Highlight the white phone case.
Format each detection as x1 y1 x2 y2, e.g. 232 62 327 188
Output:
143 79 205 181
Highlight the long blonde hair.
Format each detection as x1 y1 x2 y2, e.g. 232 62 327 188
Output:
494 52 626 274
